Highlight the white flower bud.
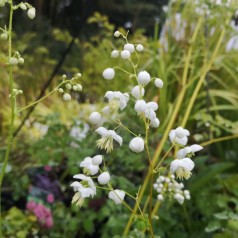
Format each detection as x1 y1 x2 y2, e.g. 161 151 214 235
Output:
76 84 82 91
89 112 101 124
175 126 190 138
136 44 144 52
124 43 135 53
174 193 184 204
114 31 120 37
111 50 119 58
76 73 82 77
73 85 78 91
18 57 24 65
138 71 150 85
154 78 163 88
120 50 130 59
20 3 27 10
157 194 164 201
98 172 110 185
9 57 18 65
27 8 36 19
129 137 144 153
92 155 103 165
66 83 72 90
0 33 8 40
150 118 160 128
58 88 64 93
103 68 115 80
63 93 71 101
131 85 144 99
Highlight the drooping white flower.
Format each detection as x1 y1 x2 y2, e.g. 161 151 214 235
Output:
70 174 96 206
170 158 195 180
134 100 158 121
103 68 115 80
63 93 71 101
96 127 123 153
124 43 135 53
27 8 36 19
150 118 160 128
129 137 144 153
154 78 164 88
89 112 102 124
131 85 145 99
9 57 18 65
92 155 103 165
174 193 184 204
169 127 190 145
80 157 99 175
136 44 144 52
138 71 151 85
114 31 120 37
108 189 125 204
121 50 131 59
176 144 203 159
105 91 129 111
98 172 110 185
111 50 119 58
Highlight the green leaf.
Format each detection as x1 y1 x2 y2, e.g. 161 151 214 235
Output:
205 221 221 232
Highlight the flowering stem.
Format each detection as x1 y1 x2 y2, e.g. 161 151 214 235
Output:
114 66 133 76
0 2 14 236
123 16 203 235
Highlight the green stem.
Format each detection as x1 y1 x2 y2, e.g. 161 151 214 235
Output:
0 2 14 237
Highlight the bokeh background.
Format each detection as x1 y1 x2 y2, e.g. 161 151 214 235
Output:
1 0 238 237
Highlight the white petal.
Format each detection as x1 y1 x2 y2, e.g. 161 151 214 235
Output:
170 159 182 173
73 174 88 180
96 127 108 137
147 102 158 111
180 158 195 171
176 136 188 146
110 131 123 146
190 144 203 153
169 130 176 143
98 172 110 185
105 91 114 101
176 148 187 159
150 118 160 128
134 100 147 113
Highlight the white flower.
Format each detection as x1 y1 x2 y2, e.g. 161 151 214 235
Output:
134 100 158 121
121 50 131 59
20 3 27 10
169 127 190 145
124 43 135 53
108 189 125 204
170 158 195 180
105 91 129 111
98 172 110 185
184 190 191 200
103 68 115 80
80 157 99 175
136 44 144 52
70 174 96 206
111 50 119 58
154 78 164 88
150 118 160 128
131 85 145 99
114 31 120 37
63 93 71 101
129 137 144 153
96 127 123 153
176 144 203 159
89 112 101 124
92 155 103 165
157 194 164 201
138 71 151 85
174 193 184 204
27 8 36 19
226 36 238 52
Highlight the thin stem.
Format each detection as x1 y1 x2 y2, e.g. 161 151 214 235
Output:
200 133 238 147
0 2 14 237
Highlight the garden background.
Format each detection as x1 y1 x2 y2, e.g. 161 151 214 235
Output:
1 0 238 237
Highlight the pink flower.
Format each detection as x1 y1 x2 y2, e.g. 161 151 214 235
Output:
26 200 36 211
44 165 52 172
45 216 53 228
47 194 55 204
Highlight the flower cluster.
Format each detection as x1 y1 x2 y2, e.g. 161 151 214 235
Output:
26 200 53 228
169 126 203 180
58 73 83 101
153 175 191 205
